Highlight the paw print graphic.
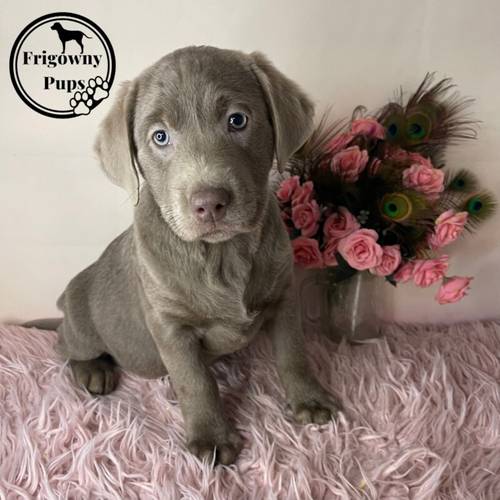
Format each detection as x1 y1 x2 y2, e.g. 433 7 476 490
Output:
88 76 109 102
69 76 110 116
69 91 93 116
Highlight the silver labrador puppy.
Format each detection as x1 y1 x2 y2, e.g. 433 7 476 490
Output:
56 46 340 465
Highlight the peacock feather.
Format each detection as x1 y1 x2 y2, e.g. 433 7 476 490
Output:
288 109 346 178
377 73 478 164
445 169 479 193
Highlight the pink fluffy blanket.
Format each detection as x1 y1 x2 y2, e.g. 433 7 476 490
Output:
0 322 499 499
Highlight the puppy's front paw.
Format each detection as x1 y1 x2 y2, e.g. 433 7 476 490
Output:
288 381 341 425
293 399 338 424
187 426 242 465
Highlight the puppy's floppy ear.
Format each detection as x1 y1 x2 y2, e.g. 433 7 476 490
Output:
250 52 314 171
94 80 141 205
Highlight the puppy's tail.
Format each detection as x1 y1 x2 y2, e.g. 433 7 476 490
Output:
22 318 63 331
82 33 92 39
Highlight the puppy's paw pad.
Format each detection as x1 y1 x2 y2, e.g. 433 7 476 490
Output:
69 91 90 115
88 76 109 101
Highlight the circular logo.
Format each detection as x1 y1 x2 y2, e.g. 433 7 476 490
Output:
9 12 116 118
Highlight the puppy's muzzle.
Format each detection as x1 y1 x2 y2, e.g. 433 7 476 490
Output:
190 187 231 223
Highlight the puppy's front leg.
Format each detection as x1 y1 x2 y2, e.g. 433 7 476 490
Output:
269 282 341 424
151 322 242 465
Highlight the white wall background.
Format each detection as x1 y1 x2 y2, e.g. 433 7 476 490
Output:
1 0 499 324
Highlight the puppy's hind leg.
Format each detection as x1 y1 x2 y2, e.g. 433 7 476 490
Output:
70 354 120 395
55 307 120 396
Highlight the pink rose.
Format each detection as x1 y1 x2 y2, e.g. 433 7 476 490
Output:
408 153 434 169
428 210 468 249
323 238 339 267
292 180 314 206
292 201 321 237
386 149 433 168
412 256 449 287
435 276 473 305
292 237 324 269
370 245 402 277
351 117 385 140
323 206 360 241
394 261 415 283
277 176 300 203
331 146 369 183
325 132 354 154
402 163 445 199
337 228 383 270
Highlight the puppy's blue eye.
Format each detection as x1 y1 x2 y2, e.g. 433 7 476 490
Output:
228 112 248 130
153 130 169 146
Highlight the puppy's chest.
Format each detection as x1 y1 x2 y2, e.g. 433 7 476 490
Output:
158 244 277 354
183 247 271 323
195 253 285 356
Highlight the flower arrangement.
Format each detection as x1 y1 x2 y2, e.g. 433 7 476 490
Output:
278 75 496 305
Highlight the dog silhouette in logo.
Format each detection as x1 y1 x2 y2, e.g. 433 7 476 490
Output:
50 22 92 54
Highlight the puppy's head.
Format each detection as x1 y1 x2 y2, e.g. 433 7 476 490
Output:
50 22 61 30
95 46 314 243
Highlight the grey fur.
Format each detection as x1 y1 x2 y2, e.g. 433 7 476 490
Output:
55 46 340 465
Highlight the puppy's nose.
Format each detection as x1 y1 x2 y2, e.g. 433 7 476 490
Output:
190 188 231 223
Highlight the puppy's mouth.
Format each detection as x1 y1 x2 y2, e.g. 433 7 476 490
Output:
200 228 235 243
187 216 255 243
196 221 240 242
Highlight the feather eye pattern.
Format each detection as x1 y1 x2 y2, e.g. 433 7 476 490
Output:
438 169 481 213
462 191 497 229
382 103 409 145
379 191 433 226
445 169 480 193
377 73 478 164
